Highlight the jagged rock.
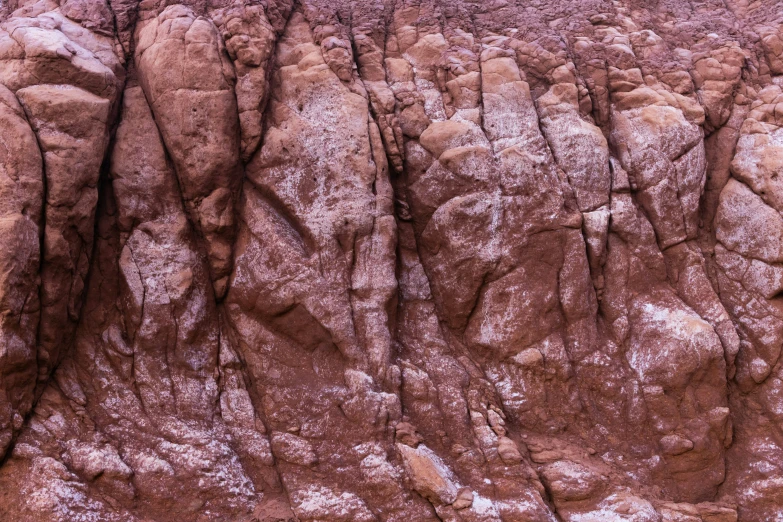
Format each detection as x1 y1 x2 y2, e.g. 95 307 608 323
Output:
660 434 696 456
541 460 605 503
0 0 781 521
397 443 459 505
452 486 474 510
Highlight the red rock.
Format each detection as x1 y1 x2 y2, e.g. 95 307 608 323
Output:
0 1 782 521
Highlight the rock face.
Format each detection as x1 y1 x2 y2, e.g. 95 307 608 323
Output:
0 0 782 521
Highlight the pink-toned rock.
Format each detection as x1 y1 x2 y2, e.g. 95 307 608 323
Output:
0 1 781 521
0 84 42 459
17 83 111 403
135 4 243 298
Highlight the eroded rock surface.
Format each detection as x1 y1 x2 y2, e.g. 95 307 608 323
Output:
0 0 782 520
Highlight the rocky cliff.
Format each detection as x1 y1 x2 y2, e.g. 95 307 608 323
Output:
0 0 782 520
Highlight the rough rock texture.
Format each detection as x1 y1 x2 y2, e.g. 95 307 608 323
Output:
0 0 782 520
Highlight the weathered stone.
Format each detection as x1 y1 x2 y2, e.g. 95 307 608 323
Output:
0 1 781 521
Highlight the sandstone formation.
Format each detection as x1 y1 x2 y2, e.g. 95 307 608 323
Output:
0 0 782 520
